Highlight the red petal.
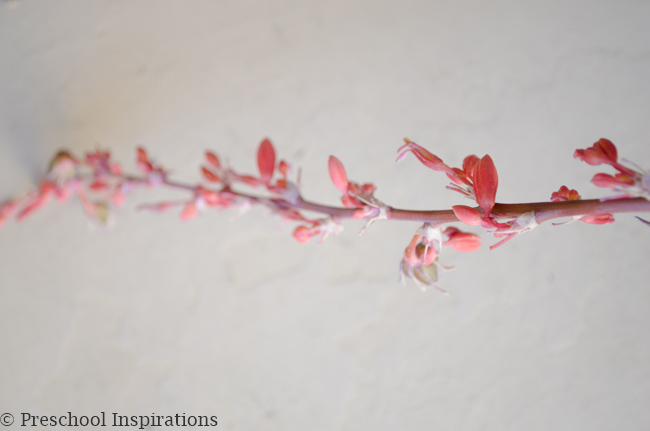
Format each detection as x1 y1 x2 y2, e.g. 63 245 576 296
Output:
474 155 498 215
205 151 221 169
201 167 221 182
257 138 276 184
328 156 349 193
452 205 483 225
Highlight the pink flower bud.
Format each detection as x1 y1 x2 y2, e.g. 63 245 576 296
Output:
591 173 635 188
397 138 455 175
452 205 483 225
474 155 498 215
257 138 276 185
579 213 615 224
201 167 221 182
328 156 349 193
205 151 221 169
180 202 198 221
444 228 481 252
551 185 581 202
574 138 618 166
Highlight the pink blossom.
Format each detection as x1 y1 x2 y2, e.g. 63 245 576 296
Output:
574 138 619 167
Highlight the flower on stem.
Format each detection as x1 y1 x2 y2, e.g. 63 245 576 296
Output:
549 185 614 225
473 154 498 216
487 211 539 250
213 139 301 205
84 149 122 175
575 138 649 199
399 223 481 292
175 186 238 221
574 138 620 167
397 138 480 200
292 217 343 244
328 155 386 233
136 147 167 184
443 226 482 252
400 229 443 292
398 139 539 250
397 139 499 219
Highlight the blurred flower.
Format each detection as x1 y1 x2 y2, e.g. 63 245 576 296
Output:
575 138 649 199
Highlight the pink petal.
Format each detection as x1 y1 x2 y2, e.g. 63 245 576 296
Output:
444 231 482 252
328 156 349 193
137 147 148 163
201 167 221 182
573 139 618 166
474 155 498 215
591 173 634 188
489 233 517 250
452 205 483 225
397 139 454 175
579 213 615 224
205 151 221 169
462 155 480 181
180 202 198 221
257 138 276 184
594 138 617 162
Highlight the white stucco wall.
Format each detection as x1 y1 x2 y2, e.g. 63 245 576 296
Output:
1 1 649 430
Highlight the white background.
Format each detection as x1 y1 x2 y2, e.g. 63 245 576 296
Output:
1 1 649 430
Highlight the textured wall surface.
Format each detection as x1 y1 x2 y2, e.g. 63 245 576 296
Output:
1 1 649 430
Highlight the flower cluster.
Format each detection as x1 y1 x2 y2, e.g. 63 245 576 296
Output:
1 137 648 292
399 223 481 292
549 185 614 225
574 138 650 200
398 139 538 249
